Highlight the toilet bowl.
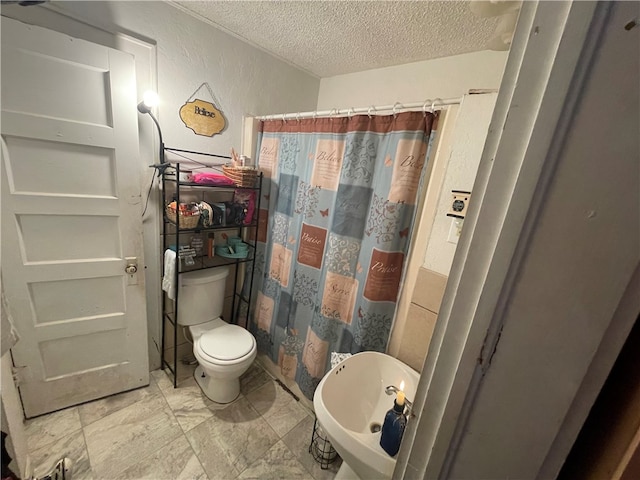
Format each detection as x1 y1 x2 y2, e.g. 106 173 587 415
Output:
177 267 257 403
190 318 256 403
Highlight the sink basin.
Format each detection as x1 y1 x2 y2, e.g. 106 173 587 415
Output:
313 352 419 479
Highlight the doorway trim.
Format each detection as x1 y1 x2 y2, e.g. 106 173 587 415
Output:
394 1 629 478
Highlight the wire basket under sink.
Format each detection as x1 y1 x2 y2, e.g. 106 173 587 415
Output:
309 417 338 469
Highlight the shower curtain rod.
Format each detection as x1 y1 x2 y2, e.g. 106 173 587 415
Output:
257 96 464 121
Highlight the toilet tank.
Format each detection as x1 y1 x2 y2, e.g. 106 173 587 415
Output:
177 267 229 326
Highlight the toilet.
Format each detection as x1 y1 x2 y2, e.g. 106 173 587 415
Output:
177 267 257 403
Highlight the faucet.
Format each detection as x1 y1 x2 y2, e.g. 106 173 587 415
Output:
385 385 413 414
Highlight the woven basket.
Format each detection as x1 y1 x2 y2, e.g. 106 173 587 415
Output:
166 205 200 229
222 165 258 187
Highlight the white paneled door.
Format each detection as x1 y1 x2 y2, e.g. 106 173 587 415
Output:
1 18 149 417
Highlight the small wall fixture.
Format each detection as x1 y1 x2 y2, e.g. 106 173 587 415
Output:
137 90 159 113
447 190 471 219
137 91 168 217
137 90 166 169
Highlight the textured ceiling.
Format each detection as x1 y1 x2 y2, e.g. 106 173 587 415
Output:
169 1 499 78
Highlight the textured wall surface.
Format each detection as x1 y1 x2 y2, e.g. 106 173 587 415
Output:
53 1 320 156
423 93 498 276
317 51 507 110
172 1 500 77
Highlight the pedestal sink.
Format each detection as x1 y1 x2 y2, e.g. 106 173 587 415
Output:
313 352 419 480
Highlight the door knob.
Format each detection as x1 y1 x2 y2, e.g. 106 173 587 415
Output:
125 257 139 285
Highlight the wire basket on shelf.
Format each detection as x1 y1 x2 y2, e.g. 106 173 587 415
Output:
166 203 201 229
222 165 258 187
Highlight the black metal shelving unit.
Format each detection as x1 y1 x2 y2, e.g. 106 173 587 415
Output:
160 159 263 388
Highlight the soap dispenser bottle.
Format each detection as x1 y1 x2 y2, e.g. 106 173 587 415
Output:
379 391 407 456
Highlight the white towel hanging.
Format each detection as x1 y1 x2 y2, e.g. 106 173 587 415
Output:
162 249 177 300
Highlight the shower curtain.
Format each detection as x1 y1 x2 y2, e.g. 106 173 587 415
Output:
247 111 437 400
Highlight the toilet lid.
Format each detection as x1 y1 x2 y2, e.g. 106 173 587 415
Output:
198 324 255 361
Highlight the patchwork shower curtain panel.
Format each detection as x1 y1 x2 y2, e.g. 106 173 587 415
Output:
249 111 436 399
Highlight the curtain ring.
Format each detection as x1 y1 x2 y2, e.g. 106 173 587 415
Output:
423 99 432 116
392 102 402 118
348 107 355 118
368 105 376 118
282 113 287 123
296 112 301 122
312 111 317 122
431 98 442 113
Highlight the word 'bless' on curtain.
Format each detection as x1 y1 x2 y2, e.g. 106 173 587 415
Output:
246 111 437 400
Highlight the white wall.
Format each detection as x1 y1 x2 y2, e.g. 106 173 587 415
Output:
423 93 498 275
317 51 507 110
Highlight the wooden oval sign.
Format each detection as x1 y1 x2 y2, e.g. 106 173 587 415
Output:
179 99 226 137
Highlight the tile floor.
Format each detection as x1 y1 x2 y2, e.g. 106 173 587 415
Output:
24 361 342 480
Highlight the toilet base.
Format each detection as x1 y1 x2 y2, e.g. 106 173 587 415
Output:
194 364 240 404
